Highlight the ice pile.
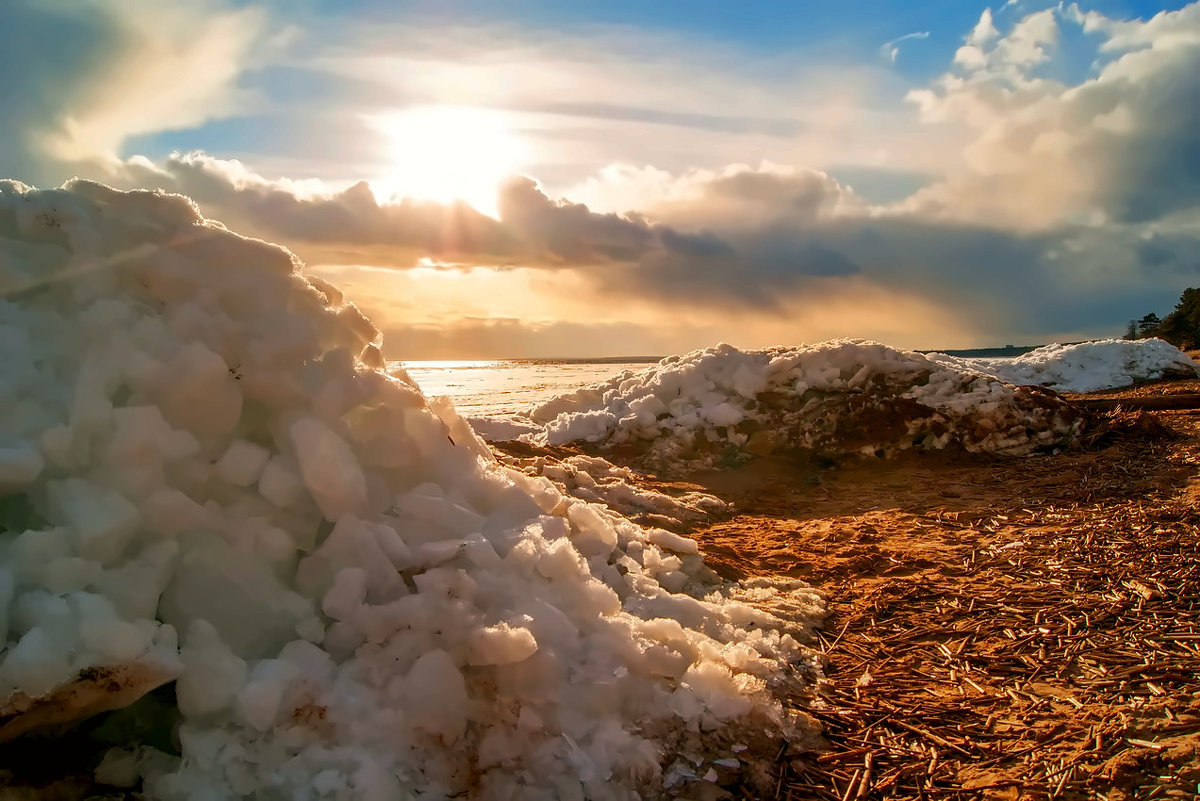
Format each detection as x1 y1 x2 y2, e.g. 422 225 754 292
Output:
927 339 1199 394
498 452 731 533
489 341 1082 469
0 180 824 799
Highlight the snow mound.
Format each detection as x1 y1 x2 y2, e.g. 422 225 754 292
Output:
0 180 823 799
499 452 731 533
494 341 1082 468
927 339 1199 394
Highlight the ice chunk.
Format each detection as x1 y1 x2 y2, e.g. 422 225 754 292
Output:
69 593 152 663
213 439 272 487
928 338 1200 393
257 454 306 508
536 537 585 581
153 342 243 439
236 658 297 731
296 516 404 602
0 445 43 491
404 650 468 743
646 528 699 555
175 621 249 718
0 626 72 698
321 567 368 621
289 418 368 520
467 622 538 665
566 502 617 556
45 478 139 564
158 538 316 659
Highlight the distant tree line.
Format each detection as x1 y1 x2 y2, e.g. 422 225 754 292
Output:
1126 288 1200 350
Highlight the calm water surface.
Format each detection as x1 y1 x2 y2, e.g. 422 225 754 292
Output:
389 359 658 417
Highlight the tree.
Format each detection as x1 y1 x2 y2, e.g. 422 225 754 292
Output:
1137 312 1162 338
1156 288 1200 350
1125 320 1139 340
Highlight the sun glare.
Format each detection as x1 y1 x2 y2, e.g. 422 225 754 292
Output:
372 105 525 217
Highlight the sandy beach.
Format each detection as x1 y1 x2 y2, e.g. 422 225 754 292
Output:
496 378 1200 800
7 2 1200 791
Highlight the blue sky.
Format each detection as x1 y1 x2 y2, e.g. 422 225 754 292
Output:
5 0 1200 356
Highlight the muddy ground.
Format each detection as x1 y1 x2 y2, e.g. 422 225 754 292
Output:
642 380 1200 800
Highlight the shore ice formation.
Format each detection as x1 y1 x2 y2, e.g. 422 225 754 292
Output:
928 339 1199 394
476 339 1196 471
0 181 825 800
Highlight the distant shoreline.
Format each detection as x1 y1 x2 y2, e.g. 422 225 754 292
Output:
916 345 1043 358
392 346 1047 365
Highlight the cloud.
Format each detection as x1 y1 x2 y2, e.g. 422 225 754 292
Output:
313 268 985 359
377 317 703 361
954 8 1056 73
295 18 929 188
0 0 264 184
563 159 1200 340
110 153 867 307
9 0 1199 349
105 145 1200 347
519 101 804 138
969 7 1000 46
138 152 736 271
568 162 863 227
906 3 1200 228
880 31 931 63
1066 2 1200 52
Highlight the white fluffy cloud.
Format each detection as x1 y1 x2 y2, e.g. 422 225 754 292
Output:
907 3 1200 228
0 0 265 182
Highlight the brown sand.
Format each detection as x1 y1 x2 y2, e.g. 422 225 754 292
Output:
641 380 1200 800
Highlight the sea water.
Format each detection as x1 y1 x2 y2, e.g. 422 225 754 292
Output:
390 359 660 417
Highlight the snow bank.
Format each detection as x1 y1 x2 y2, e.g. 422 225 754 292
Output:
0 180 823 799
498 452 731 533
927 339 1199 394
493 341 1082 469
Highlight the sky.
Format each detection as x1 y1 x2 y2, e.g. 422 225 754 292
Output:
2 0 1199 358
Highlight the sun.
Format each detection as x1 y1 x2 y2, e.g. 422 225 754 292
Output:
371 105 526 217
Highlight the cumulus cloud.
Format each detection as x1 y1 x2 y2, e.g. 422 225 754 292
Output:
968 9 1000 46
906 3 1200 228
1065 2 1200 52
569 163 863 228
555 158 1200 340
116 153 519 262
116 153 736 270
0 0 264 183
954 8 1056 73
102 145 1200 345
110 153 866 306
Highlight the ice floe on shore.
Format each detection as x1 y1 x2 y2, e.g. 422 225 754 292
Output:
497 451 731 533
470 338 1197 472
472 341 1085 471
0 180 823 799
927 339 1199 394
